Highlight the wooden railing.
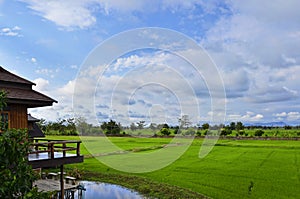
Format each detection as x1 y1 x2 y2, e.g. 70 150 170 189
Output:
29 139 81 159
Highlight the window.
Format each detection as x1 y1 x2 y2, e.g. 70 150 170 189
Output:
0 112 9 132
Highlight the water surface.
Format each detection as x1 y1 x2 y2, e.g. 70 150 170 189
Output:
75 181 146 199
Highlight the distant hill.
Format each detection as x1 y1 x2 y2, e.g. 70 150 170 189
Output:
244 121 287 127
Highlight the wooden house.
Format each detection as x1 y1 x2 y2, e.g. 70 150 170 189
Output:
0 66 57 132
0 66 83 198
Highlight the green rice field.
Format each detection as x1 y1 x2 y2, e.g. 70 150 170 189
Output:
47 136 300 199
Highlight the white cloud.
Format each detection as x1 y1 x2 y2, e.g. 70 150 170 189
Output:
227 112 264 122
35 67 60 78
21 0 97 30
275 112 287 117
20 0 211 30
33 78 49 91
274 111 300 122
0 26 22 37
70 65 78 69
31 57 37 63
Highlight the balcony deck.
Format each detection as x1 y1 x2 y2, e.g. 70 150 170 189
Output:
28 139 83 169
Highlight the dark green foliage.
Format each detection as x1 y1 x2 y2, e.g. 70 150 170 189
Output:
236 121 244 131
254 129 264 136
196 130 202 136
284 125 292 130
0 129 50 198
44 118 78 135
230 122 236 130
238 129 245 136
160 128 171 136
173 126 180 134
136 121 146 129
202 123 209 130
162 123 170 129
101 120 121 135
220 128 232 136
0 90 8 131
0 90 7 110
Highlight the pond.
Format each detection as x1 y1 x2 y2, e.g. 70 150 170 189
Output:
74 181 147 199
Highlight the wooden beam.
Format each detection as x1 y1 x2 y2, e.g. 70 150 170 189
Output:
28 156 84 169
60 165 64 199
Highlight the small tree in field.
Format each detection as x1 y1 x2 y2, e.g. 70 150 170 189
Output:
160 128 171 136
254 129 264 137
101 120 121 135
202 123 209 130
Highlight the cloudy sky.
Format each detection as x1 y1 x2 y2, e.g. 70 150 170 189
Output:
1 0 300 126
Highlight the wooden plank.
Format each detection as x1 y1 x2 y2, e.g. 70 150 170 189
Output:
33 179 77 192
29 156 84 169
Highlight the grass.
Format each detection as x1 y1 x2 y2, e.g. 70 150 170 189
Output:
46 135 300 199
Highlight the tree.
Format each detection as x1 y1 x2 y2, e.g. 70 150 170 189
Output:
160 128 171 136
37 118 47 132
0 90 7 110
137 121 146 129
0 90 7 131
220 127 232 136
130 122 137 131
178 115 191 129
101 120 121 135
230 122 236 130
202 123 210 130
75 117 92 135
236 121 244 132
162 123 170 129
254 129 264 137
149 123 157 130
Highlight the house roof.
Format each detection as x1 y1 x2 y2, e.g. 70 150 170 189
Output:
28 114 40 122
0 66 34 85
28 123 45 138
0 66 57 108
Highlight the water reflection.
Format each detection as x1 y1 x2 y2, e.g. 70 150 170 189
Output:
75 181 146 199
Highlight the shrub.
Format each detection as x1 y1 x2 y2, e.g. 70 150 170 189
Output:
238 130 245 136
0 129 51 198
160 128 171 136
186 128 196 136
220 128 232 136
254 129 264 137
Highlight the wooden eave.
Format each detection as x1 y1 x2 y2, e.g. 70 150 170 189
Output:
2 87 57 108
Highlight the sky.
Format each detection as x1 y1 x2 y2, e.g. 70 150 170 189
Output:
1 0 300 126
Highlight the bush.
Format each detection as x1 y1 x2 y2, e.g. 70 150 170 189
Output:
220 128 232 136
160 128 171 136
186 128 196 136
0 129 51 198
254 129 264 137
238 130 245 136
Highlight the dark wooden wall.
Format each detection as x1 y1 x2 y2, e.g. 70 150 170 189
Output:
9 104 28 129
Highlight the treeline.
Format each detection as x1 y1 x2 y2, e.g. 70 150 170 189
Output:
37 117 300 137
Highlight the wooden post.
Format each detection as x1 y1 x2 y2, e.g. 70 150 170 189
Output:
63 143 66 157
76 142 80 156
50 143 54 159
60 165 64 199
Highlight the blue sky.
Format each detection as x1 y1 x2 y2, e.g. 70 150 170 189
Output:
1 0 300 126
